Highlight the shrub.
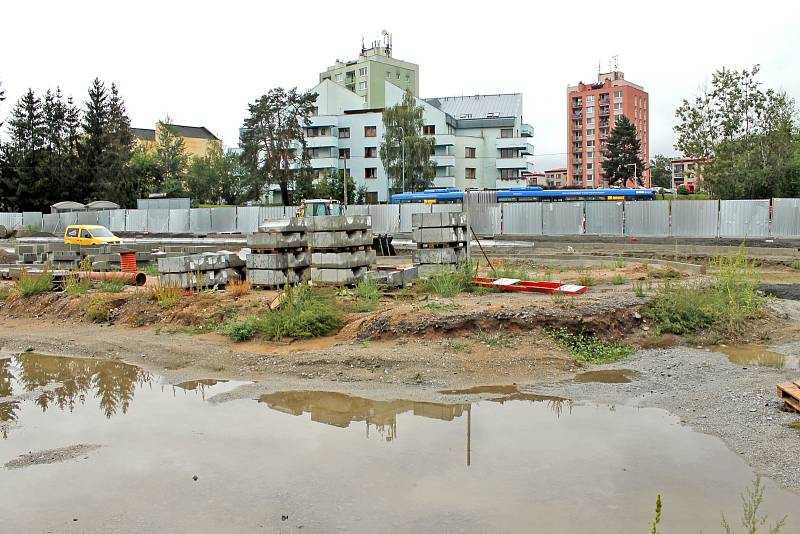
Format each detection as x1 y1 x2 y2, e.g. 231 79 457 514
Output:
612 258 626 270
790 261 800 271
677 185 690 195
576 272 594 286
547 328 632 364
611 274 626 285
222 315 261 342
633 281 647 297
148 282 183 308
425 262 473 298
142 264 160 277
96 279 126 292
16 270 53 297
64 274 91 295
227 280 251 298
87 295 113 322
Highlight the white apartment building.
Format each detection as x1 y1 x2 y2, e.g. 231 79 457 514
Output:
298 80 534 202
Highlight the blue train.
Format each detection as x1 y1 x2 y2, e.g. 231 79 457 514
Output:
390 186 657 204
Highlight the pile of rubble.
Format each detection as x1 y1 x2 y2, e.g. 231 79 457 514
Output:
246 219 311 288
411 212 469 277
157 251 245 289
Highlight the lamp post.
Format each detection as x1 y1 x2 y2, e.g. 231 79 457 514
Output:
340 151 349 208
397 125 406 194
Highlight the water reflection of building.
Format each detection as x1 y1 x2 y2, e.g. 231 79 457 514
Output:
172 379 228 400
258 391 470 442
0 354 152 438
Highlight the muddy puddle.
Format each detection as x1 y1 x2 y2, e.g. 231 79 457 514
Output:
715 344 800 370
2 353 799 533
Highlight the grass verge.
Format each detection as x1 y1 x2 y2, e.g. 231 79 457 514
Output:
64 274 91 295
16 271 53 297
424 262 473 298
547 328 632 364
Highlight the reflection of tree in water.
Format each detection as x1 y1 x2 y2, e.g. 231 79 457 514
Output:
1 359 20 436
14 354 152 419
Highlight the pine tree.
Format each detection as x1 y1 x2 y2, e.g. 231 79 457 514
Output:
80 78 110 202
601 115 646 187
0 90 48 210
101 83 135 206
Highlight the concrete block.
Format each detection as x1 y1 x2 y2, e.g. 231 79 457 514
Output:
160 269 233 289
246 251 311 270
52 250 82 261
310 229 373 249
157 253 232 274
412 247 468 265
247 232 307 250
248 268 309 287
20 253 37 263
311 250 375 269
307 215 370 232
412 211 466 229
258 217 308 233
367 266 418 288
309 266 369 285
412 227 467 244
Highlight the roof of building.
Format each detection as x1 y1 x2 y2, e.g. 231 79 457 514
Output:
424 93 522 120
132 128 155 141
544 168 568 173
133 124 220 141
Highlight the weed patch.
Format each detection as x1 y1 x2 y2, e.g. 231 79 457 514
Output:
424 263 473 298
142 264 160 277
96 279 126 292
633 281 647 297
547 328 632 364
788 421 800 432
789 261 800 270
445 339 472 353
420 300 462 312
87 295 113 322
148 282 183 308
611 274 626 285
16 271 53 297
227 280 251 298
476 330 516 348
64 274 91 295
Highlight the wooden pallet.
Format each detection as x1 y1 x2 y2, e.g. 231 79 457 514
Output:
250 247 309 255
777 381 800 413
416 241 467 249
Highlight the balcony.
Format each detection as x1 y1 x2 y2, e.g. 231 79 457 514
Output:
496 157 528 170
310 157 338 169
306 135 338 148
521 123 534 137
599 107 610 116
496 137 534 154
431 154 456 167
434 133 455 146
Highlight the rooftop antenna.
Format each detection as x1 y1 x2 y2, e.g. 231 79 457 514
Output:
598 59 601 74
361 35 365 54
611 54 619 71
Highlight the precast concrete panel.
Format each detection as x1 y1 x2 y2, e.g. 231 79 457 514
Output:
169 209 190 233
501 203 543 235
771 198 800 237
585 202 624 235
719 199 770 238
210 208 237 233
189 208 212 234
400 204 432 233
624 201 670 237
542 202 584 235
671 200 719 238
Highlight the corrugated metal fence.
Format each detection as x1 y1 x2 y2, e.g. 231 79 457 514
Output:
4 199 800 238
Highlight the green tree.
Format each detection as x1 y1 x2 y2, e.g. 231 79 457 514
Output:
316 169 355 204
0 80 5 129
100 84 135 207
79 78 110 203
601 115 645 186
381 90 434 194
675 65 799 199
129 143 161 198
355 184 368 204
0 89 48 210
240 87 318 205
649 154 673 189
154 118 189 196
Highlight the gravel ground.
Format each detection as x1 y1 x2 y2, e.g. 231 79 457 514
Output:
761 283 800 301
536 344 800 491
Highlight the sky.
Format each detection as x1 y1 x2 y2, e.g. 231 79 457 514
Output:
1 0 799 171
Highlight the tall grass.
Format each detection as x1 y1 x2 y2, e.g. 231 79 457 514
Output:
64 274 91 295
351 277 381 311
148 281 183 308
645 246 765 338
16 270 53 297
223 284 342 342
425 262 473 298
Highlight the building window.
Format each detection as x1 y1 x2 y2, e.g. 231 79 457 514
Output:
586 106 594 114
500 169 519 179
396 72 400 79
586 117 594 126
586 95 595 103
614 90 623 99
500 128 514 138
586 151 593 159
586 129 595 136
587 163 593 170
614 102 623 110
386 71 391 78
363 95 368 103
364 147 377 158
364 126 376 137
465 167 476 179
465 147 476 158
586 140 594 147
423 125 435 135
339 127 350 139
365 167 377 179
338 148 350 159
358 67 367 76
358 81 367 90
335 73 342 82
366 191 378 204
500 148 516 159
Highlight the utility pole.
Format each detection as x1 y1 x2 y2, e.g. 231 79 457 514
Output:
341 152 349 208
398 125 406 193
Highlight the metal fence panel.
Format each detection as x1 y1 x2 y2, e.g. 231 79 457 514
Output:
210 207 237 233
369 204 400 234
542 202 584 235
259 206 286 222
59 212 78 229
770 198 800 237
169 209 190 233
169 198 191 210
189 208 212 233
125 209 147 232
431 204 463 214
501 203 543 235
0 213 22 227
146 209 170 233
344 205 369 216
236 207 260 233
76 211 98 225
400 204 432 232
97 211 111 228
469 204 501 236
284 206 300 217
109 210 126 232
22 212 42 229
719 199 770 238
671 200 719 237
585 201 624 235
624 201 670 237
42 213 60 233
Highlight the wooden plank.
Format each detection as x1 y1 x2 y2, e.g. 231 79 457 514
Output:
777 382 800 414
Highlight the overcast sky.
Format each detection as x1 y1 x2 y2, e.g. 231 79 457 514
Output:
1 0 798 171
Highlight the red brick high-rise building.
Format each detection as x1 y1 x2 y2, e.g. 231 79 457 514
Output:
566 70 649 187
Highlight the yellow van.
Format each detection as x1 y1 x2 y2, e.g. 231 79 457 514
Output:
64 225 122 245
